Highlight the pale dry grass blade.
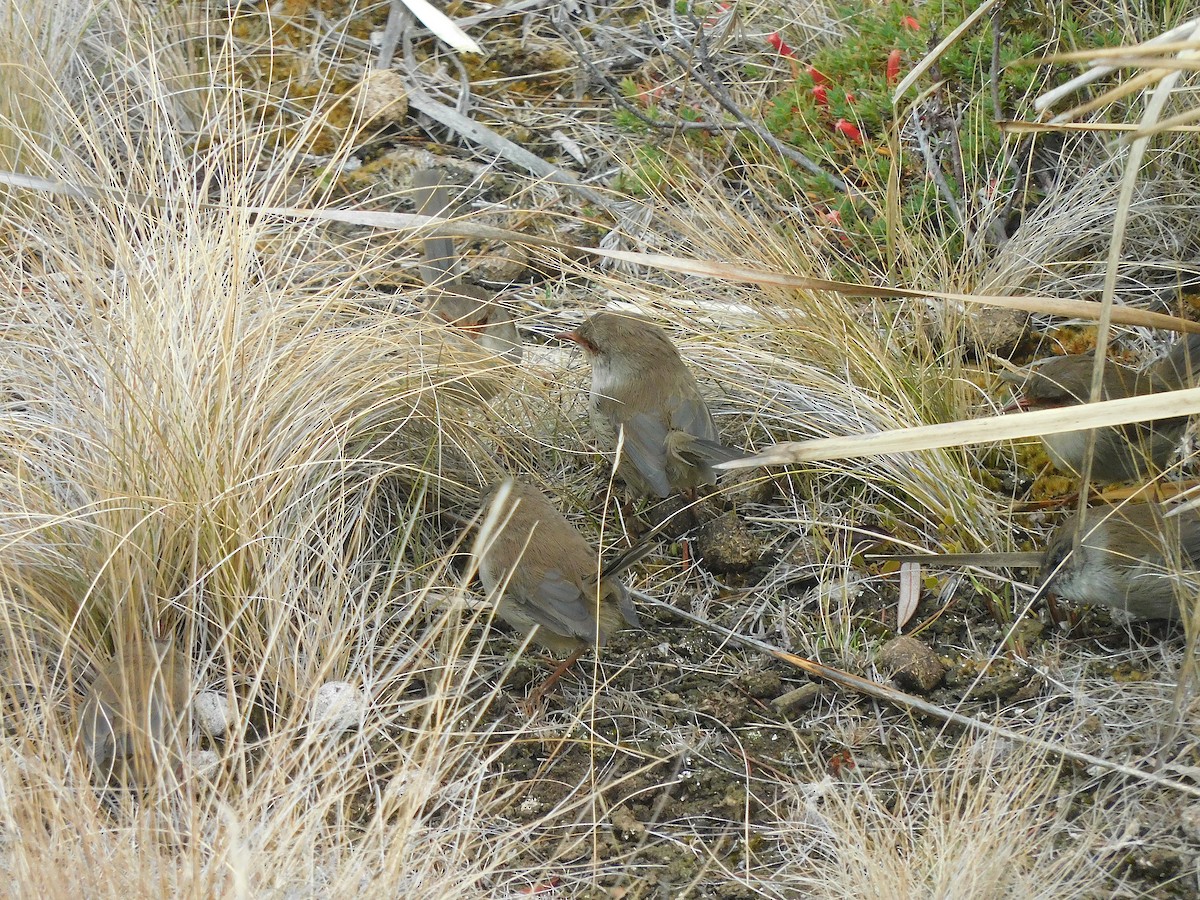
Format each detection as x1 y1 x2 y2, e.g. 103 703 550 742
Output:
720 388 1200 469
397 0 481 55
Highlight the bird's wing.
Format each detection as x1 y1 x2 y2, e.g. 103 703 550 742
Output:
664 388 740 467
615 411 672 497
667 432 743 467
509 569 594 640
668 389 720 442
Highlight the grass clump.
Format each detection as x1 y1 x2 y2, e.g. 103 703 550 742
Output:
1 0 1199 896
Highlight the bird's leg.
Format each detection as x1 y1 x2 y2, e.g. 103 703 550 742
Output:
525 647 586 710
1044 592 1067 630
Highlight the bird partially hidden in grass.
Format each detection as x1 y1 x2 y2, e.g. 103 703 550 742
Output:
473 478 653 702
1042 501 1200 622
558 312 739 499
411 167 523 363
1002 334 1200 482
78 636 191 788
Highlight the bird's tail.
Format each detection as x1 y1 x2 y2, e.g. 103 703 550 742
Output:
1155 333 1200 389
411 168 461 288
666 432 745 467
600 539 658 581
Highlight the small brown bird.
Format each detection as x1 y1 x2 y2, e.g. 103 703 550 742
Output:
474 479 649 693
79 637 191 786
1042 502 1200 620
558 312 735 498
1004 334 1200 482
412 168 523 363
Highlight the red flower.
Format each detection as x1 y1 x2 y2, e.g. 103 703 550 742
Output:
886 49 902 85
767 32 797 58
828 750 856 775
834 119 863 144
811 85 828 106
844 91 857 103
808 65 830 86
900 15 919 30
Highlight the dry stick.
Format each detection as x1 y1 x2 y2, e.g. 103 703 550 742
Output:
1000 120 1200 134
455 0 552 28
3 170 1199 337
907 103 966 229
551 11 735 134
219 199 1200 335
1125 104 1200 141
1081 56 1200 70
638 590 1200 799
404 88 620 215
374 0 407 70
717 388 1200 470
1047 68 1173 126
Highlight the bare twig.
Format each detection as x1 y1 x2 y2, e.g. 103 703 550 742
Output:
643 592 1200 799
551 12 738 134
404 87 620 214
374 0 409 71
906 106 966 229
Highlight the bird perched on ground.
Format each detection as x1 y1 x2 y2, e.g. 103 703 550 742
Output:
411 168 523 363
79 636 191 786
1004 334 1200 482
558 312 735 498
1041 502 1200 620
474 479 650 696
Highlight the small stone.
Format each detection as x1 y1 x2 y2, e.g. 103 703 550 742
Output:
308 681 365 734
694 512 763 575
737 670 782 699
1180 803 1200 842
193 690 234 737
721 468 779 504
187 749 221 777
772 683 826 718
878 636 946 693
610 805 645 839
356 70 409 125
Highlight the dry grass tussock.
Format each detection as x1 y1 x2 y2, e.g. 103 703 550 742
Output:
0 0 1199 897
0 3 552 896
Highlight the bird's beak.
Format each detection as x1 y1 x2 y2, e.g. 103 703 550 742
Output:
1002 395 1027 413
556 330 583 347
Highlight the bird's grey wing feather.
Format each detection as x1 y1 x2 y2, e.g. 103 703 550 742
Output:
1157 333 1200 389
509 569 593 639
668 392 720 443
616 411 672 497
616 587 641 628
672 434 742 465
81 696 118 776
